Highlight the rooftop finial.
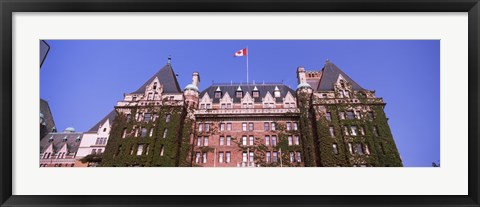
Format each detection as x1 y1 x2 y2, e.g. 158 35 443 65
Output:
168 55 172 64
326 59 330 63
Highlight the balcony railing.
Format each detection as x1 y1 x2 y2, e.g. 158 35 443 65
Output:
195 108 299 116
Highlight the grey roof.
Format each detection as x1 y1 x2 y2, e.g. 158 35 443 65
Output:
40 132 83 154
40 40 50 68
131 64 181 94
317 61 365 91
87 110 116 132
200 84 296 103
40 99 56 133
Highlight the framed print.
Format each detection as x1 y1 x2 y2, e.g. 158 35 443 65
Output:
1 0 479 206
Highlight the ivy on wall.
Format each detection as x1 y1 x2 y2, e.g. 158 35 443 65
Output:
100 105 187 167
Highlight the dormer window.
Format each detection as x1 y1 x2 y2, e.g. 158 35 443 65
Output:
214 91 222 98
236 91 243 98
252 91 259 98
274 91 280 98
153 82 157 90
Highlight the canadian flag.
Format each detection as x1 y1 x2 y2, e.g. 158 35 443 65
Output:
234 48 247 57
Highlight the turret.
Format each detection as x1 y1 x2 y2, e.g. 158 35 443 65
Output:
184 72 201 108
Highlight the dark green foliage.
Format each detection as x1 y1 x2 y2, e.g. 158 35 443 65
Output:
100 106 187 167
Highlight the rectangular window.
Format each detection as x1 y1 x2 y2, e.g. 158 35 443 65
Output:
285 103 290 108
148 93 153 100
198 123 203 132
249 152 254 162
266 152 271 163
242 136 247 146
141 128 147 137
205 123 210 132
195 152 201 163
227 123 232 131
373 125 379 136
249 136 254 146
295 136 300 145
288 136 293 146
326 112 331 121
227 103 232 109
289 152 295 162
253 91 259 98
347 111 355 120
91 149 97 155
144 145 149 155
287 122 292 131
273 151 278 162
160 145 164 156
149 128 154 137
368 112 374 120
219 152 224 163
220 123 225 131
272 136 277 146
236 91 243 98
264 122 269 131
220 136 225 146
226 152 231 163
333 143 338 155
197 137 202 146
134 128 139 137
215 91 222 98
202 152 207 163
329 126 335 137
296 152 301 162
293 122 298 130
144 113 151 122
271 122 276 131
166 114 171 123
339 112 345 120
206 103 211 109
348 143 353 155
203 137 209 146
137 145 143 156
249 122 254 131
200 104 205 109
242 152 247 162
365 143 371 155
127 114 132 122
163 128 168 138
242 123 247 131
351 126 358 136
355 143 364 155
344 126 349 135
221 103 226 109
265 136 270 146
360 126 365 135
226 136 231 146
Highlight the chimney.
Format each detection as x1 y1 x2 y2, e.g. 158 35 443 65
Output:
192 71 200 88
297 66 306 84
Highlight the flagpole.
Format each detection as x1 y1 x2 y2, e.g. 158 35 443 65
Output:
246 46 249 84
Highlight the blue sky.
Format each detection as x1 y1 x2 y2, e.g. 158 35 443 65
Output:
40 40 440 167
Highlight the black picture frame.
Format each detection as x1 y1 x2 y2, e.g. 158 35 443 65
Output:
1 0 479 206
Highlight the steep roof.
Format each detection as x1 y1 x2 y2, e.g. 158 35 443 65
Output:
87 110 117 132
40 99 56 133
200 84 296 103
131 64 182 94
40 132 83 155
317 61 365 91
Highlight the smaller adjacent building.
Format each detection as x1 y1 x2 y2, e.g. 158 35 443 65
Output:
75 110 116 167
40 127 82 167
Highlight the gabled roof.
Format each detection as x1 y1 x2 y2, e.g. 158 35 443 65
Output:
200 84 296 103
40 132 83 154
317 61 365 91
87 110 116 132
131 64 182 94
40 99 56 133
